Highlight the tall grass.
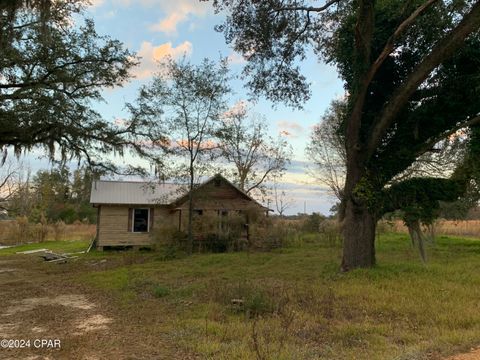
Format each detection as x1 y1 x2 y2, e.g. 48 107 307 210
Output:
0 220 95 245
391 219 480 238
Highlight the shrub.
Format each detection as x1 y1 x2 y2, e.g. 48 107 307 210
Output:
302 212 326 232
152 206 279 254
152 285 170 298
192 210 248 252
151 216 188 259
246 291 274 317
250 217 292 251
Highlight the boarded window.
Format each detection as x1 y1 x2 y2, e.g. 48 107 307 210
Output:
133 208 149 232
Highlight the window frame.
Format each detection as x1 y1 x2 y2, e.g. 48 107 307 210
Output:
193 209 204 216
132 208 150 233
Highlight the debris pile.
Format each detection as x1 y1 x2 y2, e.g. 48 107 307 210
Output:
16 248 84 263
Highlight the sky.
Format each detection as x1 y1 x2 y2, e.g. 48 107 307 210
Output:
19 0 346 215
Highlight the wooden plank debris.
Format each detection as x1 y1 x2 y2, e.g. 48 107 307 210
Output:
16 248 49 254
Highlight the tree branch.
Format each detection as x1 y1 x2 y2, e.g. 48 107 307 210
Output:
273 0 340 13
365 0 439 93
417 114 480 157
367 1 480 159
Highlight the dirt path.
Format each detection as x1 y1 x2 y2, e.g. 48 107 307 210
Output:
0 255 185 360
444 348 480 360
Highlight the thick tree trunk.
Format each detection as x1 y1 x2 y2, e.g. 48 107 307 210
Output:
341 198 376 271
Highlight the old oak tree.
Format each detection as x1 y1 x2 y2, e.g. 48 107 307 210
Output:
207 0 480 270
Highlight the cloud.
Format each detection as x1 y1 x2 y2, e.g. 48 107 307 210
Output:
149 1 210 35
88 0 210 35
133 41 193 79
277 120 304 138
222 100 250 119
227 52 247 65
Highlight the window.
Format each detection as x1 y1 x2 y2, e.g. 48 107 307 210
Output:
214 178 221 187
133 208 149 232
194 209 203 216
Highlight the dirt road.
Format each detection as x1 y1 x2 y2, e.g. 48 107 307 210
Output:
0 255 182 360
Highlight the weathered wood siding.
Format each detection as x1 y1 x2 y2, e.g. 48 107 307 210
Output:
97 205 172 247
176 178 264 211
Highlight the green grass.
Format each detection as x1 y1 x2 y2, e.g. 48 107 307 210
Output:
76 233 480 359
0 239 90 256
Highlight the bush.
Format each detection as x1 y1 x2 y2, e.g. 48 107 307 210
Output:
192 210 248 252
302 212 326 232
152 224 187 259
250 217 292 251
152 206 287 254
152 285 170 298
246 291 274 317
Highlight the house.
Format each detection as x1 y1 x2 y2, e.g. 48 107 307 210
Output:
90 174 269 249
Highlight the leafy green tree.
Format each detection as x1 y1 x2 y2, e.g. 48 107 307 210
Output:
208 0 480 270
129 57 231 253
307 98 475 260
0 0 139 172
8 164 97 223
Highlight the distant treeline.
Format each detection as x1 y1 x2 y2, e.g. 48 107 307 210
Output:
6 166 96 224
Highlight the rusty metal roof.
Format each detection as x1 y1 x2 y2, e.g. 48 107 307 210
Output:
90 180 185 205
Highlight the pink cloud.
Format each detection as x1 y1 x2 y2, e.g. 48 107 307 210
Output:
133 41 193 79
277 120 304 138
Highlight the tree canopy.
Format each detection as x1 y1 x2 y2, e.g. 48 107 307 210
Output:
0 0 139 172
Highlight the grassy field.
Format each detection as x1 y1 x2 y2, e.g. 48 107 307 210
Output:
391 219 480 238
12 233 468 359
0 239 90 255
